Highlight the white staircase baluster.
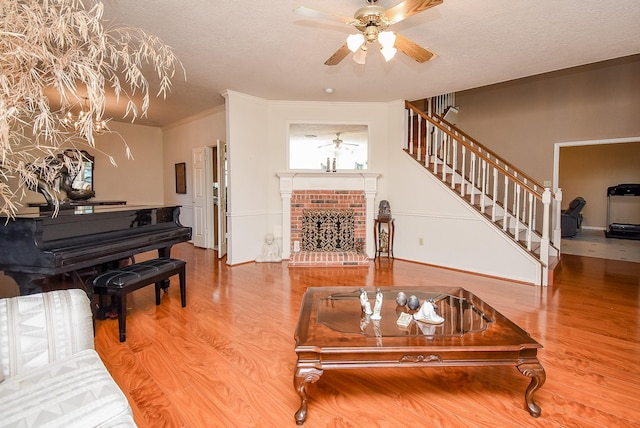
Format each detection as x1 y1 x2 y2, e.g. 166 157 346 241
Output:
503 176 509 231
417 115 422 162
408 110 414 155
526 192 533 250
480 160 487 213
470 153 476 206
461 146 467 197
491 168 498 221
441 132 448 182
451 136 458 191
514 184 521 241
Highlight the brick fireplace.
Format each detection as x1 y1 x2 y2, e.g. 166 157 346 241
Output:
278 172 380 266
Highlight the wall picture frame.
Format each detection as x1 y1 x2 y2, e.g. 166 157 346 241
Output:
175 162 186 194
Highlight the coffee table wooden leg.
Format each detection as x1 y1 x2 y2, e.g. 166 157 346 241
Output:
294 367 323 425
517 362 546 417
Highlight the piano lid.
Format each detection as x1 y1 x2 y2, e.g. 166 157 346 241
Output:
9 204 181 219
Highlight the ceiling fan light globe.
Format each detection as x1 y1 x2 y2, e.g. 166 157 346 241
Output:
353 48 367 64
378 31 396 48
381 46 397 62
347 33 365 52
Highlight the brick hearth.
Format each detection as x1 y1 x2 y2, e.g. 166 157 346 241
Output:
288 251 369 267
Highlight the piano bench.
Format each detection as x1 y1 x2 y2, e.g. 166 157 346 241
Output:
87 257 186 342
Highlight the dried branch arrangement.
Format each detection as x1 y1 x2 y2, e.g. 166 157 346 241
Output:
0 0 182 218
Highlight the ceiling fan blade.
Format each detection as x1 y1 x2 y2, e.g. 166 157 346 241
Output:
325 44 351 66
293 6 354 25
384 0 443 24
394 32 435 63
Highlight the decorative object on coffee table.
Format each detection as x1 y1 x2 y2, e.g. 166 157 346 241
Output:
413 300 444 324
407 294 420 310
395 291 408 307
371 288 383 320
359 288 373 315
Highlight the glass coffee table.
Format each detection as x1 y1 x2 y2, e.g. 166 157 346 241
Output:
293 286 545 425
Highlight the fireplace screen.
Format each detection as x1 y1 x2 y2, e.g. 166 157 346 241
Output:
302 209 355 251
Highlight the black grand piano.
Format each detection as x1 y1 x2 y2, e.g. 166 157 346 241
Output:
0 205 192 295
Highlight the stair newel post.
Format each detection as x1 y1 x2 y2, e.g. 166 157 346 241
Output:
540 187 552 285
502 176 509 231
532 191 538 239
553 188 563 249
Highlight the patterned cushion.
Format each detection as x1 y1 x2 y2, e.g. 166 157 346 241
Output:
0 349 135 427
0 289 94 379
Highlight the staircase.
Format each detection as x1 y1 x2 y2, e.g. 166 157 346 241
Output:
404 100 562 286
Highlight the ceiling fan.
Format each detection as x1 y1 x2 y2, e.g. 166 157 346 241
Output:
294 0 442 66
318 133 359 149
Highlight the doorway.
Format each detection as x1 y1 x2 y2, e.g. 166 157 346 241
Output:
553 136 640 261
192 141 227 258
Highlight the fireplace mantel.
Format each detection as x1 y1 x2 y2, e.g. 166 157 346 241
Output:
277 172 380 259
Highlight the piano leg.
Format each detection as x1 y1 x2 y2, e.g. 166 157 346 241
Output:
4 272 46 295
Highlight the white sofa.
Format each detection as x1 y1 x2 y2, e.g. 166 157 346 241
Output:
0 289 136 427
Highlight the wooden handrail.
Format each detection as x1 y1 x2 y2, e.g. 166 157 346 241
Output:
405 101 544 198
428 106 546 192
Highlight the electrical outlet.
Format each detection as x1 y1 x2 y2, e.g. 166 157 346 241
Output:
419 237 424 246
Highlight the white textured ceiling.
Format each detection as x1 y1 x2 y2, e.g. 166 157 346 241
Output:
99 0 640 127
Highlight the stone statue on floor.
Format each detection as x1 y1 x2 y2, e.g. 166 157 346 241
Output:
256 233 282 263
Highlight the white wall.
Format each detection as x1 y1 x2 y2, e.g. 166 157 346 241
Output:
93 121 164 204
162 106 226 232
17 121 165 206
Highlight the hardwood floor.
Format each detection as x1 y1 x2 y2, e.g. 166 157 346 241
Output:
88 244 640 428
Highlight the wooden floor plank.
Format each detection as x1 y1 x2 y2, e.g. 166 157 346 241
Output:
76 245 640 427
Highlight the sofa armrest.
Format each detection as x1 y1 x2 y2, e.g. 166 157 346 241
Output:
0 289 94 379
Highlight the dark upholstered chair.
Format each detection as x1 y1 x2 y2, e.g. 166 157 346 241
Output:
561 197 586 238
